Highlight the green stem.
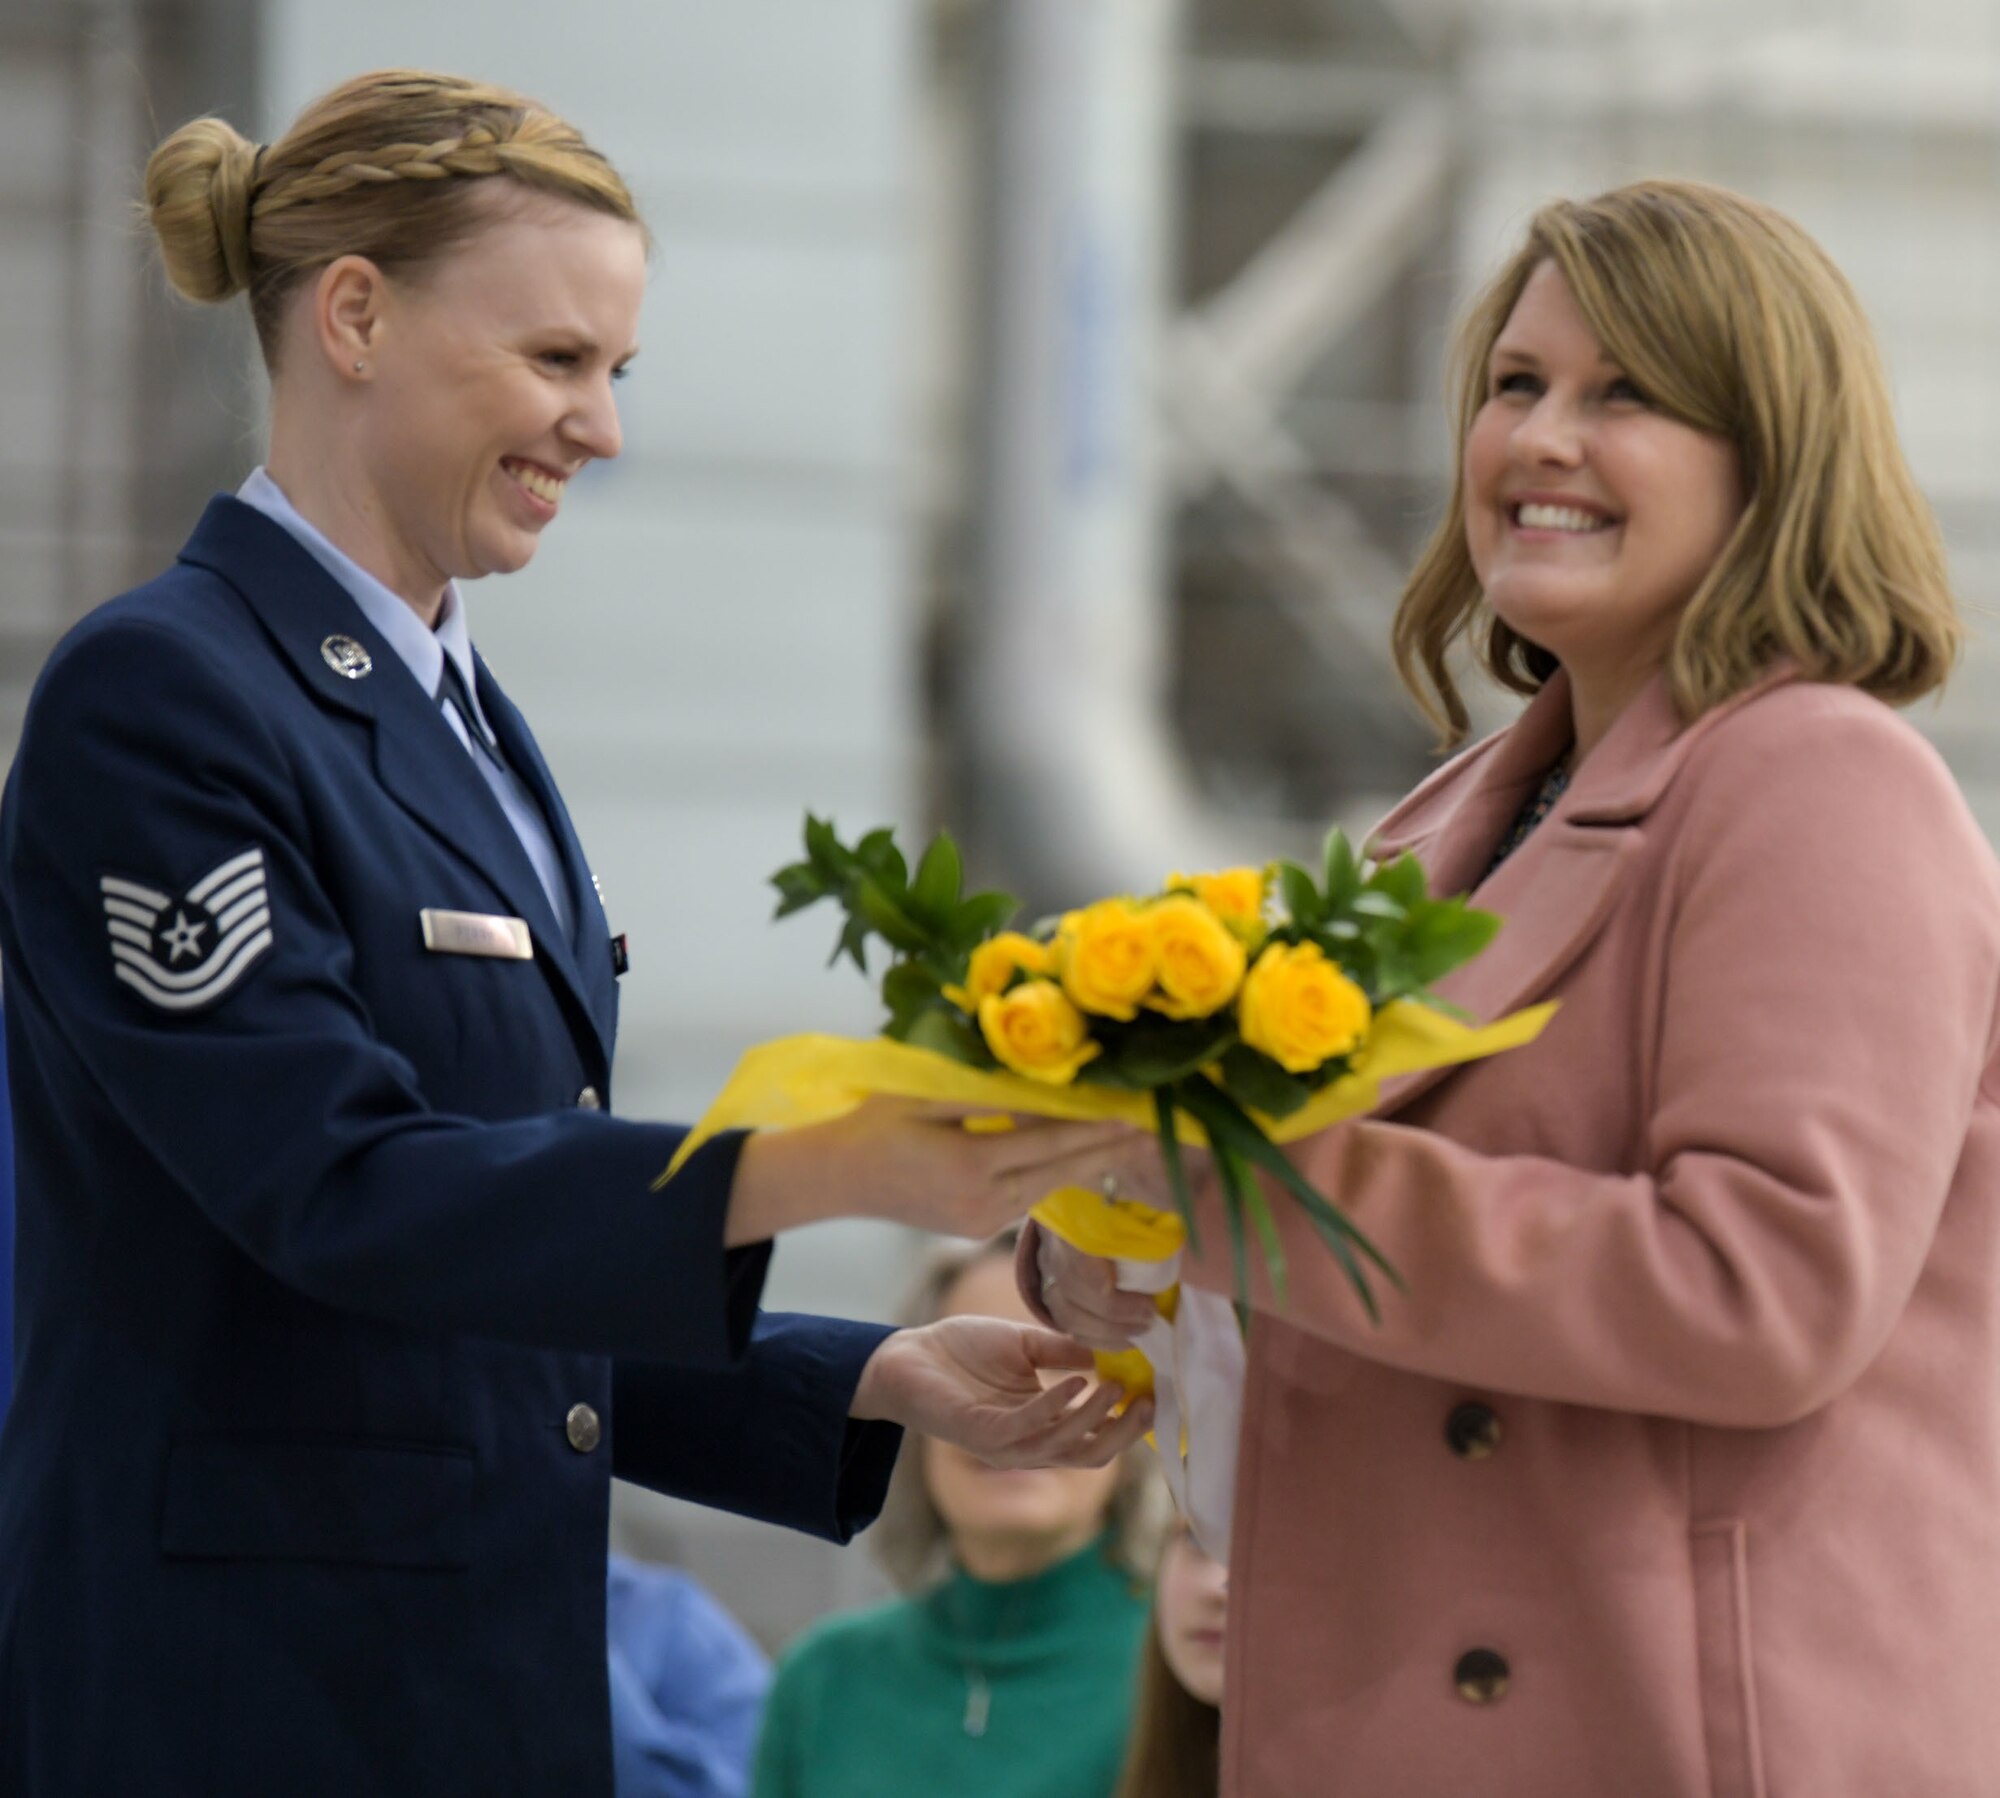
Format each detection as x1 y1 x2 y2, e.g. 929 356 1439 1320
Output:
1211 1143 1255 1337
1176 1074 1401 1327
1152 1089 1202 1258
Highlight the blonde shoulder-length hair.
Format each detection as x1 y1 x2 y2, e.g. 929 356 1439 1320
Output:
1394 178 1959 745
868 1230 1169 1595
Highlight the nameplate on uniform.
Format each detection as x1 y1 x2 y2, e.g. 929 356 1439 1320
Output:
419 909 533 960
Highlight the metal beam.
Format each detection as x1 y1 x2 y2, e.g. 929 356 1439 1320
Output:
1176 93 1454 405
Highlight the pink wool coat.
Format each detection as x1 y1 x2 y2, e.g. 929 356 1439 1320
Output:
1054 668 2000 1795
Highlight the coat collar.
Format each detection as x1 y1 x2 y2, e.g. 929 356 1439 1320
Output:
179 495 614 1070
1366 660 1798 1117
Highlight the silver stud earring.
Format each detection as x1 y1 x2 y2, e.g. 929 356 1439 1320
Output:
352 359 366 374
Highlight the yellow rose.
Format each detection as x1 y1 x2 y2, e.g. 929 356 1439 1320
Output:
1168 867 1267 925
978 981 1102 1085
1145 895 1247 1020
943 932 1051 1012
1238 940 1371 1074
1055 899 1157 1021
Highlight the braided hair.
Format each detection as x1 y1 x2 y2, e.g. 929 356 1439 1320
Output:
143 70 645 366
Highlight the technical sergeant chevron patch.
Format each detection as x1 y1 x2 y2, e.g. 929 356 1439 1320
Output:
99 846 274 1012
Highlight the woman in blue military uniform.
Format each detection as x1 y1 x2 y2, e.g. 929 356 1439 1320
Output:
0 70 1151 1796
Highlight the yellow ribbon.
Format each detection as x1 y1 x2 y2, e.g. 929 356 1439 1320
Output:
659 997 1556 1183
659 997 1555 1410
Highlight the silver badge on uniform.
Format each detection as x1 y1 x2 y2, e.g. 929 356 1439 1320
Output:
320 635 373 679
100 847 274 1012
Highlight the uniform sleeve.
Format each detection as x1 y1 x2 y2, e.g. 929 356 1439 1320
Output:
1183 700 2000 1426
0 614 763 1365
613 1314 903 1541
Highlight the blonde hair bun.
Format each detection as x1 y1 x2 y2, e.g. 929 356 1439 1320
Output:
139 71 642 368
144 115 261 303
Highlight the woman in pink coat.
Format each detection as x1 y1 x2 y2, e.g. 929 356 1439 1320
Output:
1024 179 1995 1794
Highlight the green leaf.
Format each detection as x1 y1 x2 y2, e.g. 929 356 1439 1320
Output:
909 833 964 925
770 861 829 919
1153 1089 1202 1258
803 813 847 875
853 879 931 954
833 915 872 973
946 890 1022 951
1241 1176 1288 1311
1371 951 1417 1001
1322 829 1362 911
1349 891 1406 922
854 828 909 892
883 960 943 1022
1369 853 1428 911
894 1005 992 1067
1247 1144 1399 1298
1176 1075 1402 1324
1102 1019 1235 1088
1275 860 1324 929
1399 902 1501 986
1216 1044 1313 1119
1213 1143 1256 1334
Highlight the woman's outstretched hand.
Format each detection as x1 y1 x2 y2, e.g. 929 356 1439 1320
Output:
850 1316 1154 1469
724 1097 1150 1246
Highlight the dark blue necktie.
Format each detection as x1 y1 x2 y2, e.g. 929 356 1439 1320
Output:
435 654 504 767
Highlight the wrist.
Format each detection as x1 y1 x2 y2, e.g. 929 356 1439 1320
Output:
724 1130 843 1247
849 1327 912 1423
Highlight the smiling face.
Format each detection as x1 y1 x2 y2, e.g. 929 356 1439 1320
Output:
336 193 646 606
1463 260 1745 713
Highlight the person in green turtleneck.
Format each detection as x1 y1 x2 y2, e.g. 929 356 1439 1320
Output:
753 1232 1165 1798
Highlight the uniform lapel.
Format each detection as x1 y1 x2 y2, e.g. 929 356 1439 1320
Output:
178 497 609 1069
1365 666 1792 1119
474 657 618 1048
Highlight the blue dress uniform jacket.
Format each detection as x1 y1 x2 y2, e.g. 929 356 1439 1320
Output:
0 497 901 1797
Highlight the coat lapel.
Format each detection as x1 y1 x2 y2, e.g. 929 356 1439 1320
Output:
1365 665 1793 1118
475 657 618 1047
178 497 610 1070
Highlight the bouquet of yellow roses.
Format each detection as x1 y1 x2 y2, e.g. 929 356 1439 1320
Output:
769 817 1521 1321
663 818 1550 1552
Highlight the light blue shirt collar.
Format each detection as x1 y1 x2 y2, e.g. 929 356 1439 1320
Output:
236 467 492 740
234 466 576 944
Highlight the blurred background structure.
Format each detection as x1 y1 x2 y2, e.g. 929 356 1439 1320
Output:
6 0 2000 1645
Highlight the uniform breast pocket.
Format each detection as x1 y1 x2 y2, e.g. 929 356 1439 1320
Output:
158 1432 479 1569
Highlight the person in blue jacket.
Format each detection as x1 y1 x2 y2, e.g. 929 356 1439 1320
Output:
0 70 1152 1797
607 1552 769 1798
